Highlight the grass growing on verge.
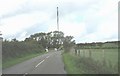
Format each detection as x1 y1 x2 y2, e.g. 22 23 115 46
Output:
62 51 118 74
62 53 84 74
3 52 45 69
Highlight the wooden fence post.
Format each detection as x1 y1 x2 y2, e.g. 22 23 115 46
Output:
102 50 105 58
83 50 85 57
78 49 80 56
89 50 92 58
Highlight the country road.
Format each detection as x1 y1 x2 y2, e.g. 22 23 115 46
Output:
2 51 66 74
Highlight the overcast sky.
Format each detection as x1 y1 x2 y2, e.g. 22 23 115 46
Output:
0 0 119 43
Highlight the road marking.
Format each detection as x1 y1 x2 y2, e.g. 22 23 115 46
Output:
23 73 28 76
46 56 50 59
35 60 45 68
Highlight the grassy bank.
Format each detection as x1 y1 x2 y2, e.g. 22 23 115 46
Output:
62 49 118 74
3 52 45 69
62 53 82 74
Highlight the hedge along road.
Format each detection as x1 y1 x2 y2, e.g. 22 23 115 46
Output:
3 50 66 74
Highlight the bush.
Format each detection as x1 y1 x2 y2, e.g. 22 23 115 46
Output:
2 41 44 63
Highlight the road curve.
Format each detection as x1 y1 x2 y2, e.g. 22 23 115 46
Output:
2 51 66 74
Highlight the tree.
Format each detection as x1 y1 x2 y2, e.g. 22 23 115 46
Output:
46 32 52 49
63 36 75 53
11 38 18 42
24 31 74 51
52 31 64 49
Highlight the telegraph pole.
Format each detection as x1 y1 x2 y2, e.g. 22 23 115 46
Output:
57 7 59 31
57 7 60 50
0 31 2 36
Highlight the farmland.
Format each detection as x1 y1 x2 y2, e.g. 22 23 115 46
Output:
79 49 118 66
63 42 119 74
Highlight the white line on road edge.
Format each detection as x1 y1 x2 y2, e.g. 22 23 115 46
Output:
35 60 45 68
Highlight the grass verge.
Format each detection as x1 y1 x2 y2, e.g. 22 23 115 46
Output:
62 52 118 74
3 52 45 69
62 53 84 74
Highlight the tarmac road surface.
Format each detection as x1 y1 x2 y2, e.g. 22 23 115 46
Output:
3 51 66 74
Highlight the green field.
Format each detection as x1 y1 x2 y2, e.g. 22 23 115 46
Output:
63 48 118 74
80 49 118 66
3 52 45 69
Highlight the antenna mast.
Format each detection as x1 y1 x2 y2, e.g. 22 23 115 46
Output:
0 31 2 36
57 7 59 31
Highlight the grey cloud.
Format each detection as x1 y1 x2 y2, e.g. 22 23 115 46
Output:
1 0 118 42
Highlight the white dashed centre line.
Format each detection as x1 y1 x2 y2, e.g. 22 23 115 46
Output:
35 60 45 68
25 73 28 74
23 73 28 76
46 56 50 59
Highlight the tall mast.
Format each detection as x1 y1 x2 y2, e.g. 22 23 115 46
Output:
57 7 59 31
0 31 2 36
